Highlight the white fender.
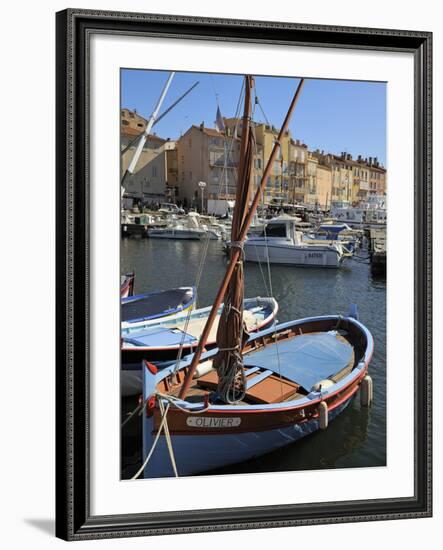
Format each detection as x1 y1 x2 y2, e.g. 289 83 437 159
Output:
319 401 328 430
360 375 373 407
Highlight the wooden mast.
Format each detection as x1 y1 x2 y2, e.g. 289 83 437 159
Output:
212 75 254 402
178 77 305 400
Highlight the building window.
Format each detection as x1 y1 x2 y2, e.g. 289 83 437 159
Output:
209 137 222 147
121 120 129 126
152 166 157 177
209 151 225 166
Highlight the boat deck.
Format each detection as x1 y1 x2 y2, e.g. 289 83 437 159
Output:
161 330 355 406
123 309 262 348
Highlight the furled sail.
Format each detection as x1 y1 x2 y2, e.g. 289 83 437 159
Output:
178 76 305 402
213 76 255 403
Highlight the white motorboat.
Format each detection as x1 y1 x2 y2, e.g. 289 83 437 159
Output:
243 215 351 267
148 212 222 240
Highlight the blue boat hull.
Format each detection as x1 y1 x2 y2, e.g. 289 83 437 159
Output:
138 313 373 478
142 397 353 478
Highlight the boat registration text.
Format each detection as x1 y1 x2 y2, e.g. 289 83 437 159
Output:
186 417 241 428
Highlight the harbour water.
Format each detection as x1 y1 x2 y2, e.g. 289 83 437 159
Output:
120 237 386 479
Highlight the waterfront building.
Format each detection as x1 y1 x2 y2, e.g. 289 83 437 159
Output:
352 156 370 204
121 108 149 132
224 119 309 205
175 124 240 209
175 121 264 210
288 139 308 204
316 163 333 210
254 123 292 204
305 153 319 206
121 110 173 203
367 157 386 196
120 109 386 210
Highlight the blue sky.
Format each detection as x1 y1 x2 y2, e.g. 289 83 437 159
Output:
121 69 386 166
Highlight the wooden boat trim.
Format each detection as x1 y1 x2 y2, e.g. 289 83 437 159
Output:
151 369 367 435
145 315 373 431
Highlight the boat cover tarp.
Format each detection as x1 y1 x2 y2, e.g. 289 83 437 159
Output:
243 331 353 390
124 327 196 347
122 288 193 322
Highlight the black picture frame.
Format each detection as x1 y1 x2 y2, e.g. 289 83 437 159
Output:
55 8 432 541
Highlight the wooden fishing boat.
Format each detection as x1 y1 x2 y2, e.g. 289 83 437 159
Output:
120 272 135 298
136 75 374 479
122 286 196 330
141 312 373 477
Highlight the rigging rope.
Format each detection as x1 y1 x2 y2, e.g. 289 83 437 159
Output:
131 400 172 480
158 397 178 477
251 81 285 398
131 392 211 479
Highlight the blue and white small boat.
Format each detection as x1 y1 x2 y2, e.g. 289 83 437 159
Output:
121 297 278 396
122 286 196 330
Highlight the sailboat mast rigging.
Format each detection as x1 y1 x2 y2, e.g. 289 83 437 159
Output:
179 76 305 400
212 75 255 403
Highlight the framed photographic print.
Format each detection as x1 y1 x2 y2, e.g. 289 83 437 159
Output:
55 8 432 540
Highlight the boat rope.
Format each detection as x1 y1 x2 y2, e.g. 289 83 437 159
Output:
131 389 213 479
334 315 343 330
156 392 211 414
214 246 248 405
121 401 143 428
251 82 285 399
216 347 247 404
158 397 178 477
218 343 240 352
262 223 285 399
131 400 172 480
229 240 244 250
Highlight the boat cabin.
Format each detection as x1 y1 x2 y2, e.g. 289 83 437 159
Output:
257 216 304 243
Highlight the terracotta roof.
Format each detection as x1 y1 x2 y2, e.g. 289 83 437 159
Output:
121 125 143 136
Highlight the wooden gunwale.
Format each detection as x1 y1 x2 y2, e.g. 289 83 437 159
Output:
149 316 372 435
152 368 366 435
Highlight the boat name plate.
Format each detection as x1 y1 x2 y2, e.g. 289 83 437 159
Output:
186 416 241 428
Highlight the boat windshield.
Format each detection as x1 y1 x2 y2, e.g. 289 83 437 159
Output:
260 223 288 238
